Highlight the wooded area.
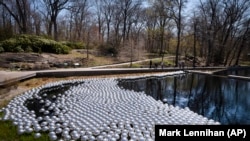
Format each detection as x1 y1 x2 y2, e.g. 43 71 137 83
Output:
0 0 249 66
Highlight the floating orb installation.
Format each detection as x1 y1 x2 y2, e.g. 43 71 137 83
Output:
1 72 220 140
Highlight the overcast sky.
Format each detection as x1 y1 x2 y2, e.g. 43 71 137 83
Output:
184 0 200 17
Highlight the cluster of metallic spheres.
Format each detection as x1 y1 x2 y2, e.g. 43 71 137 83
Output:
1 72 220 141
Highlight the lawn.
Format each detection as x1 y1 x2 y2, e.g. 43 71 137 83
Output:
0 110 50 141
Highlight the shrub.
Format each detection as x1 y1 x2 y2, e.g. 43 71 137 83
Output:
24 46 33 52
0 34 71 54
60 45 71 54
61 41 85 49
0 46 4 53
1 38 17 52
13 45 24 52
98 43 118 57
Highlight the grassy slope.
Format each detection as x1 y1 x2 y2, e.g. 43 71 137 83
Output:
0 110 49 141
0 121 49 141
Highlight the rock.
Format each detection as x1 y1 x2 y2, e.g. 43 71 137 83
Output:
74 63 80 67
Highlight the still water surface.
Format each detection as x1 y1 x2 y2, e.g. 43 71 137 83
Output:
215 68 250 77
118 73 250 125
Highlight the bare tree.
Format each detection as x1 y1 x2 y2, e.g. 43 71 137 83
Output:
153 0 172 62
197 0 250 66
222 0 250 66
233 19 250 66
144 1 171 56
30 0 42 35
94 0 105 43
103 0 114 43
115 0 142 44
144 7 158 53
192 12 198 68
0 5 13 40
42 0 69 40
67 0 90 41
199 0 220 66
129 7 144 66
171 0 187 67
0 0 31 34
112 3 123 48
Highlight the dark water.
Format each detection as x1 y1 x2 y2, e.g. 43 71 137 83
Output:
118 73 250 125
24 82 83 118
215 68 250 77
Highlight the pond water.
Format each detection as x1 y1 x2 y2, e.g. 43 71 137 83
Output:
214 67 250 77
4 77 221 140
118 73 250 125
24 82 83 117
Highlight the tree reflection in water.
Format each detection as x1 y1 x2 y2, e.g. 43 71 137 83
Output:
117 73 250 125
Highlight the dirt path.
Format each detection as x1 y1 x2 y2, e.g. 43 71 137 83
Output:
90 56 175 69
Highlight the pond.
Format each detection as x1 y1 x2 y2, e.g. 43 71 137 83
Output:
117 72 250 125
2 76 220 141
214 67 250 77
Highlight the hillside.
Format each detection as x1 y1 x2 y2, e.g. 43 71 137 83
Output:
0 50 118 71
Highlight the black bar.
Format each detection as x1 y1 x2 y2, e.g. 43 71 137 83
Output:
155 125 250 140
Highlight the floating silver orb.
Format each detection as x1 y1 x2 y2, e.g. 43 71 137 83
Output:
34 133 41 138
2 72 220 141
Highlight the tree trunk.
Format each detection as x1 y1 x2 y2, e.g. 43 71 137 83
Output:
48 20 52 37
175 1 182 67
98 17 103 43
53 18 58 41
175 22 181 67
107 21 110 42
86 30 90 59
234 25 249 66
122 10 127 44
234 39 246 66
206 29 214 66
193 26 196 68
224 39 239 66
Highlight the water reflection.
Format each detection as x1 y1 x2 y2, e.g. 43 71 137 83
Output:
117 73 250 125
215 68 250 77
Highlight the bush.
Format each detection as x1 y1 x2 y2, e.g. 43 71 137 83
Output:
61 41 85 49
0 34 71 54
0 46 4 53
1 38 17 52
98 43 118 57
60 45 71 54
13 46 24 52
25 46 33 52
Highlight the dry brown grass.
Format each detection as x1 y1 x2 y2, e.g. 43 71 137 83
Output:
48 50 118 67
89 56 116 66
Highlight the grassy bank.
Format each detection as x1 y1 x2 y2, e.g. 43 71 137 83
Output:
0 120 49 141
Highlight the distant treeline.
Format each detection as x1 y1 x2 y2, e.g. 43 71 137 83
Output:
0 0 250 66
